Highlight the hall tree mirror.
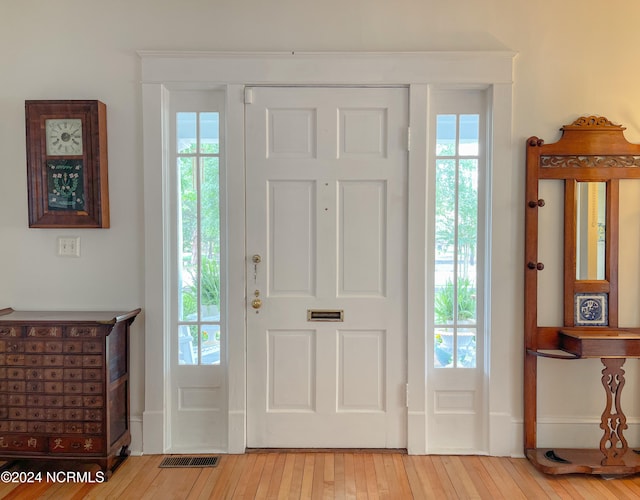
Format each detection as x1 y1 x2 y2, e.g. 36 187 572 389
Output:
575 181 605 281
524 116 640 475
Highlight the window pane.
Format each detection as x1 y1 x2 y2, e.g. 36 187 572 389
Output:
435 328 454 368
179 157 197 321
201 324 220 365
177 112 197 154
178 325 198 365
457 328 476 368
200 112 219 154
436 114 456 156
457 158 478 323
434 158 456 327
459 114 479 156
200 157 220 316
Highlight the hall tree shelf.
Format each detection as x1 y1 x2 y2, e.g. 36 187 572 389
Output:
525 117 640 475
0 308 140 479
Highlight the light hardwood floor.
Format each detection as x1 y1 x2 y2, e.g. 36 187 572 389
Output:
2 452 640 499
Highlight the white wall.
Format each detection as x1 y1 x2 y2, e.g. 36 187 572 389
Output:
2 0 640 455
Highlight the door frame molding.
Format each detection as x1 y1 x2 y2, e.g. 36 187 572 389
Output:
140 51 515 454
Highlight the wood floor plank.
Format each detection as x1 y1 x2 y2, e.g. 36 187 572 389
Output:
333 453 346 500
507 457 566 500
322 452 335 499
481 456 528 499
353 453 368 500
300 453 315 499
429 455 463 499
372 453 390 498
310 452 325 499
500 457 550 499
275 453 296 500
343 453 356 499
239 453 263 499
253 452 277 499
363 454 379 500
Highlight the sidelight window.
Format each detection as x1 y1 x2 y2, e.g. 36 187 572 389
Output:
176 111 222 365
433 113 481 368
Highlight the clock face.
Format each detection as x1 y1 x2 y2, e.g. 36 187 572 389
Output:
46 119 83 156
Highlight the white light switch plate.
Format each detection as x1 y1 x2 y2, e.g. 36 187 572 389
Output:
58 237 80 257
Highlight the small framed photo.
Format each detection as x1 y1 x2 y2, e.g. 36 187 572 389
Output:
25 100 109 228
575 293 608 326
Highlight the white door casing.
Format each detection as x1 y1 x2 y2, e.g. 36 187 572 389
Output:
140 52 515 456
246 87 408 448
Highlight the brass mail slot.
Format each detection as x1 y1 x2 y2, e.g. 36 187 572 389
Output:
307 310 344 322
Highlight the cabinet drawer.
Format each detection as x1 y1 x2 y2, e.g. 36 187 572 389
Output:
43 355 63 366
63 341 82 354
8 395 25 406
44 382 63 394
63 382 83 394
45 422 64 433
44 396 63 407
64 422 84 434
44 369 63 380
6 354 24 365
26 368 44 380
45 409 63 421
68 327 99 338
25 355 43 366
83 396 103 408
9 421 27 432
6 342 23 353
84 409 103 422
63 409 83 421
63 355 82 368
83 368 101 381
8 408 26 420
7 368 23 379
0 327 19 337
64 369 82 381
26 408 45 420
82 355 103 368
28 421 46 433
45 342 63 353
26 381 43 393
7 381 25 392
64 395 83 407
84 422 103 434
0 435 46 452
24 342 45 354
49 436 104 454
83 382 101 394
26 395 44 407
27 326 61 337
83 341 103 354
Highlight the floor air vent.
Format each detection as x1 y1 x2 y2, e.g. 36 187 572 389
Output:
159 456 220 468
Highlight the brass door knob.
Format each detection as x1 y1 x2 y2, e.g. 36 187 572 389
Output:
251 298 262 309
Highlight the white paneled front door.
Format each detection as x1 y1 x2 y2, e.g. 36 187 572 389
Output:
246 87 409 448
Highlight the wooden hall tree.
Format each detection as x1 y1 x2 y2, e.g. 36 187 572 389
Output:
524 116 640 475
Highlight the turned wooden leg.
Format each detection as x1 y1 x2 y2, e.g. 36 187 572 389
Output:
599 358 628 465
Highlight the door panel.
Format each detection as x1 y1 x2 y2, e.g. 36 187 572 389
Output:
246 87 408 448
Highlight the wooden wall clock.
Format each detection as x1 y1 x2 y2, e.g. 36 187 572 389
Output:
25 100 110 228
